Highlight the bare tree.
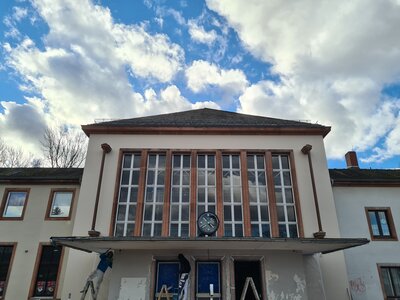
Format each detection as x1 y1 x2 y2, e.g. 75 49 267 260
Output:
41 127 87 168
0 139 36 167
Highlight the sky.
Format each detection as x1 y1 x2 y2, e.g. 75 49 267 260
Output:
1 0 400 169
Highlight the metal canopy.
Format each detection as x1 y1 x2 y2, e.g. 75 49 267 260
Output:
50 236 368 255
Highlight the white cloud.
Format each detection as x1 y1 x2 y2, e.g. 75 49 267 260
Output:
1 0 219 156
188 19 217 45
207 0 400 162
186 60 248 96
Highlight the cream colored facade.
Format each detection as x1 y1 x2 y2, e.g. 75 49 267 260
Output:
0 180 80 300
59 133 352 300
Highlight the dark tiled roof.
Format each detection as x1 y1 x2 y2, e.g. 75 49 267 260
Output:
88 108 326 129
82 108 330 137
0 168 83 184
329 169 400 186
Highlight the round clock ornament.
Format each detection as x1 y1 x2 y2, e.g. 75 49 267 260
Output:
197 211 219 236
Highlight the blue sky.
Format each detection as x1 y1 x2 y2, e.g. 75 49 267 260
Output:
1 0 400 169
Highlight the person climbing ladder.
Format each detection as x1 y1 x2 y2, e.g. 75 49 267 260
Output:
80 250 113 300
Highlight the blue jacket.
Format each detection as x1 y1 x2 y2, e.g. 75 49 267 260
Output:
97 252 113 273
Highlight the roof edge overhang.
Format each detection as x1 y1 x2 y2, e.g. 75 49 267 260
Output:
81 126 331 138
331 180 400 187
0 179 81 185
50 236 368 255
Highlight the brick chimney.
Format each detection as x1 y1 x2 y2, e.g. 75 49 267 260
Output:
345 151 359 169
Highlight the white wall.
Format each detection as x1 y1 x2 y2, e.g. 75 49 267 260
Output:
0 184 79 300
61 133 349 300
334 186 400 300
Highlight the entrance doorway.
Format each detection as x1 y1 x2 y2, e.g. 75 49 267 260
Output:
234 261 263 300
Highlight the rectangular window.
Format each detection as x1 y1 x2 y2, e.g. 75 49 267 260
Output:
1 189 29 219
32 245 62 298
247 154 270 237
222 154 243 237
272 154 298 238
170 154 191 237
155 261 179 299
142 154 166 237
115 153 141 236
366 208 397 240
0 245 14 299
46 190 74 219
379 266 400 299
197 155 216 236
196 262 221 299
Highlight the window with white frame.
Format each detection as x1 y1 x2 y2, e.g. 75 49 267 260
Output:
222 154 243 237
170 154 191 237
197 154 216 236
272 154 298 238
247 154 270 237
196 261 221 299
115 153 141 236
155 261 180 299
142 154 165 237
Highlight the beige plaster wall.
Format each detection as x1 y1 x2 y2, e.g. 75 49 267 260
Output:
0 183 79 300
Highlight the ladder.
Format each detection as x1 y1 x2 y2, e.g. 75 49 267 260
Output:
80 280 96 300
240 277 261 300
157 284 172 300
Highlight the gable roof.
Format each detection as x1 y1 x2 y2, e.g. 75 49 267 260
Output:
329 168 400 186
82 108 330 137
0 168 83 184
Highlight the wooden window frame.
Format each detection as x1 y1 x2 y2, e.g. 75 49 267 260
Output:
45 189 76 221
0 242 17 300
366 207 398 241
0 188 30 221
110 149 304 239
377 264 400 300
29 243 64 300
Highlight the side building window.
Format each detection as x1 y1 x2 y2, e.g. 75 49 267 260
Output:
143 154 166 237
155 261 179 299
46 190 75 219
115 153 141 236
170 154 191 237
32 245 62 298
379 265 400 299
0 245 14 299
366 208 397 240
272 155 298 238
1 189 29 219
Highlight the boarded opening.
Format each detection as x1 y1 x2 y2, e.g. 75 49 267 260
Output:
234 261 263 300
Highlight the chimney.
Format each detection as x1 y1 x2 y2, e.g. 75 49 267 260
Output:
345 151 359 169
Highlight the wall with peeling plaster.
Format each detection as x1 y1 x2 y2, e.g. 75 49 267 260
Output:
334 186 400 300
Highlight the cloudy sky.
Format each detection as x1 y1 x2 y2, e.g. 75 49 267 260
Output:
1 0 400 168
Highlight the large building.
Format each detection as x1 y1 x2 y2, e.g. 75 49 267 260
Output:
1 108 389 300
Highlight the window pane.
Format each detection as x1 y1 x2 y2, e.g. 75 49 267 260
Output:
198 155 205 168
279 225 287 237
154 205 163 221
378 211 391 236
368 211 380 236
224 206 232 221
281 156 289 169
207 171 216 186
115 223 124 236
119 187 128 203
50 192 73 217
382 268 395 296
256 155 265 169
198 170 206 186
123 154 132 168
131 171 140 185
287 206 296 222
272 156 280 169
121 171 130 185
156 262 179 296
261 224 271 238
251 224 260 237
277 206 286 222
208 155 215 168
126 223 135 236
128 205 136 221
3 192 27 218
197 262 220 294
250 206 258 221
33 246 62 297
117 205 126 221
0 246 13 298
289 224 298 238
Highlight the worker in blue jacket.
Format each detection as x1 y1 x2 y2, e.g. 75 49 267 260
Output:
81 250 113 298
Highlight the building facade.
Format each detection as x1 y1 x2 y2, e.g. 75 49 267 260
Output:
332 152 400 300
1 109 380 300
0 168 82 300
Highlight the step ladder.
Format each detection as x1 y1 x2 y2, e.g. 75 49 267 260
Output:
157 284 172 300
80 280 96 300
240 277 261 300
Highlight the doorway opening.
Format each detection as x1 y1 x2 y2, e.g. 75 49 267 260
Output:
234 260 263 300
